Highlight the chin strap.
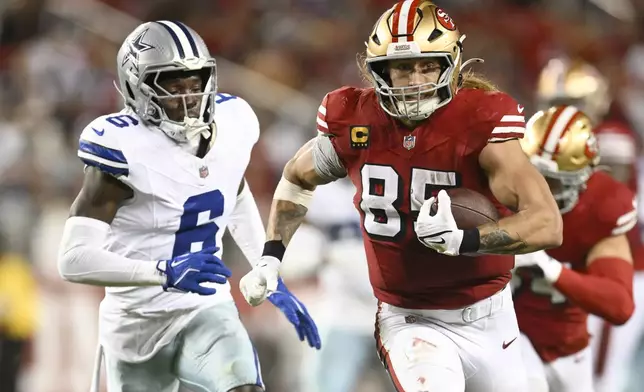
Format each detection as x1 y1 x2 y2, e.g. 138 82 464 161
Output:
113 80 126 101
160 116 212 145
184 116 212 142
461 58 484 70
458 58 485 88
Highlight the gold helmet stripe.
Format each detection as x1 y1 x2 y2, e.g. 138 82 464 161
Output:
392 0 421 43
539 106 580 159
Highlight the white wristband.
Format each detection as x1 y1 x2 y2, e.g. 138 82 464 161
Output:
539 258 564 283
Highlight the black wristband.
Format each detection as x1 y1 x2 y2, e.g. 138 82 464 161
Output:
459 228 480 254
262 240 286 261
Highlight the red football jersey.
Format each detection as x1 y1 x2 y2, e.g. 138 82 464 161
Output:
318 86 525 309
514 171 637 362
595 120 644 271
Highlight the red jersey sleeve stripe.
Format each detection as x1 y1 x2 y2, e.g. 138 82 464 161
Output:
316 116 328 130
500 115 525 123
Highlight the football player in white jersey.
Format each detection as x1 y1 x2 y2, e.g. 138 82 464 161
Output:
56 21 320 392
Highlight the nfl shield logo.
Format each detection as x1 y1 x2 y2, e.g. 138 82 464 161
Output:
403 135 416 150
199 165 209 178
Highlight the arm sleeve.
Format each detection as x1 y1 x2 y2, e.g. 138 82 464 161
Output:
225 98 266 265
553 257 634 325
312 135 347 182
57 217 165 286
227 180 265 265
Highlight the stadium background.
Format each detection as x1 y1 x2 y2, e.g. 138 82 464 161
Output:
1 0 644 391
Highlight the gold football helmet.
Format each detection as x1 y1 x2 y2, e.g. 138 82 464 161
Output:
365 1 475 121
521 105 600 213
536 57 610 123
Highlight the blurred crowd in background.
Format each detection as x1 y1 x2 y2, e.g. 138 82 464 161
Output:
2 0 644 391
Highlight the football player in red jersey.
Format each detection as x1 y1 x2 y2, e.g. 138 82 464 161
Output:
241 1 563 391
513 105 636 392
537 58 644 392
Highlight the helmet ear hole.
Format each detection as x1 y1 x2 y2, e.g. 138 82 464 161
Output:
428 29 443 42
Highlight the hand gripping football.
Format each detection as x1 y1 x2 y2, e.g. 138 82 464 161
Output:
430 188 500 229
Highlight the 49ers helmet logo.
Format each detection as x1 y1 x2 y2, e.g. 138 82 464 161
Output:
436 8 456 31
585 132 599 159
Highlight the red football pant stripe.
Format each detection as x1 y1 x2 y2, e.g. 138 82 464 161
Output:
375 302 407 392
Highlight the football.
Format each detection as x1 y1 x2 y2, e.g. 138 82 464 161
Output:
431 188 500 229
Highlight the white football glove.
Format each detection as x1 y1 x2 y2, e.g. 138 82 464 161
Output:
514 250 563 283
416 190 463 256
239 255 280 306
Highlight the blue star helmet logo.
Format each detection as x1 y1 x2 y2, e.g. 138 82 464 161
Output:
121 28 155 68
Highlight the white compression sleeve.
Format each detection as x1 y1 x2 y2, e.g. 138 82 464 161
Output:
227 181 265 265
57 216 166 286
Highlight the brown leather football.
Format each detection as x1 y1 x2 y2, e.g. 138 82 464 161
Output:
430 188 500 229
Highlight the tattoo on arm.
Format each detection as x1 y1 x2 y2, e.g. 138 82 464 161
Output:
478 225 530 254
266 200 308 246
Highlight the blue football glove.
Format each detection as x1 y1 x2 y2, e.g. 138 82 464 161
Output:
268 278 321 349
157 246 231 295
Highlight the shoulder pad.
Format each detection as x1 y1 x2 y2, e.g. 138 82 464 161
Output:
77 113 139 177
316 87 362 137
595 121 636 163
462 90 526 143
592 173 637 237
595 121 634 137
214 93 260 144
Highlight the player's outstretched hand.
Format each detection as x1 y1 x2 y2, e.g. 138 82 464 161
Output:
416 190 463 256
268 278 321 350
239 255 280 306
514 250 563 283
157 246 232 295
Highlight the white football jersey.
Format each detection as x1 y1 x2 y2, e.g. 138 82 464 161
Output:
77 93 258 361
